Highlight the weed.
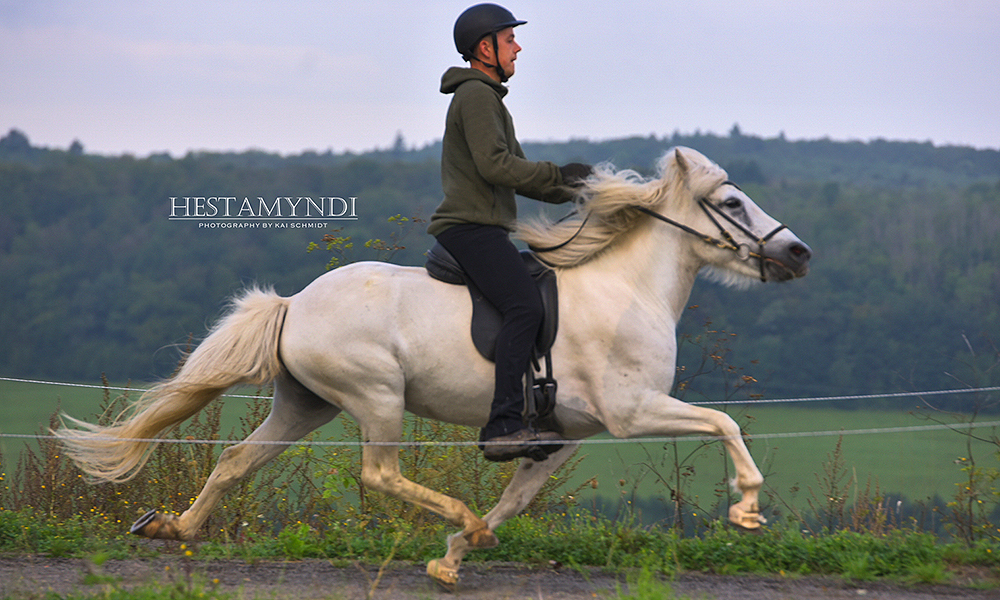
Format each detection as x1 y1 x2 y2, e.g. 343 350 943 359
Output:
615 565 695 600
278 522 322 559
841 551 876 582
806 436 852 533
849 474 898 535
307 214 425 270
906 561 952 585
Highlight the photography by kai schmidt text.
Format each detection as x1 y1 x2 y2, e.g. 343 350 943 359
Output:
169 195 358 228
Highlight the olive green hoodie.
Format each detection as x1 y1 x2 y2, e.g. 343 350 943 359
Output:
427 67 573 237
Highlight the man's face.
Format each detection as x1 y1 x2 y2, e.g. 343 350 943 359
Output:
492 27 521 78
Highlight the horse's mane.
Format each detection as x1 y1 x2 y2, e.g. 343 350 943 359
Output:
516 147 728 268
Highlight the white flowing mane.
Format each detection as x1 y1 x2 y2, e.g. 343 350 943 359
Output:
516 147 728 268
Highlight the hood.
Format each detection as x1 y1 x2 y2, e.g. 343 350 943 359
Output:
440 67 508 97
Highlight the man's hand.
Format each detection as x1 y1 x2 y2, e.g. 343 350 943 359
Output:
559 163 593 185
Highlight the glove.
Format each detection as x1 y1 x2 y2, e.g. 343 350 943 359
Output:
559 163 593 186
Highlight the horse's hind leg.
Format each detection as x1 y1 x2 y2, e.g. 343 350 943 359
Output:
354 419 497 591
131 375 341 540
435 442 580 578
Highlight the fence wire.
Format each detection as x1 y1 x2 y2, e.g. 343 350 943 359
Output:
1 376 997 448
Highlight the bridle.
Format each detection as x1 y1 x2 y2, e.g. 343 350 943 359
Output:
635 181 787 282
532 180 788 282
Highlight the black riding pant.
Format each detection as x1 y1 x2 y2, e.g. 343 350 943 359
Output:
435 224 543 440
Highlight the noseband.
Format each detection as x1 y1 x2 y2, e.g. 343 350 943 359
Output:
635 181 787 282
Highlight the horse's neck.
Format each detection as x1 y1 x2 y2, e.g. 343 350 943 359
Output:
565 222 700 325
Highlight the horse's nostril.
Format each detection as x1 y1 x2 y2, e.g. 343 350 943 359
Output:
789 242 812 262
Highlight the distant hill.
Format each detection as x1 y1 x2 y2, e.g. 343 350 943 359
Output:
1 128 998 408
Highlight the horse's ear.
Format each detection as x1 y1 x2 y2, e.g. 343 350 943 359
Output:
674 148 689 179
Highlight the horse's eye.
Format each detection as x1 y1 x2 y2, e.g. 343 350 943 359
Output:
722 197 742 209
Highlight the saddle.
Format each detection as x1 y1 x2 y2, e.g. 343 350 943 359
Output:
425 241 561 432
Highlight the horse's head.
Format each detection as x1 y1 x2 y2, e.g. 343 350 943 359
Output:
654 147 812 287
516 147 811 286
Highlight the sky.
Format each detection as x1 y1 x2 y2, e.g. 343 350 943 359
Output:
2 1 997 157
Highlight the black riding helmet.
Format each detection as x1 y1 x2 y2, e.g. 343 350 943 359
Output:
453 3 526 82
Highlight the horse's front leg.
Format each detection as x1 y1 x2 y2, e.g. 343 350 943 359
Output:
611 393 765 530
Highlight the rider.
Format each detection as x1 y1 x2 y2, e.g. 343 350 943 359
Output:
428 3 592 462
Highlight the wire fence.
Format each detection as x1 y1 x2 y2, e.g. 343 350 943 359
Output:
2 375 997 448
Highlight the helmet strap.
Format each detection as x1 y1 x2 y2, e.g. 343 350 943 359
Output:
469 31 508 82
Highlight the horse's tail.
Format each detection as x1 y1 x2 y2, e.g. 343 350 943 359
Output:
54 286 290 483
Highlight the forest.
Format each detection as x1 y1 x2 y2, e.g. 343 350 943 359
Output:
1 127 998 408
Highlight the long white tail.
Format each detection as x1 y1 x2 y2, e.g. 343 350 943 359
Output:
54 286 289 483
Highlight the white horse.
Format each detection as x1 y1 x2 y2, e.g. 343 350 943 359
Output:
56 147 811 590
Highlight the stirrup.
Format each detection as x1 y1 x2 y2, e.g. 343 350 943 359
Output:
524 352 560 433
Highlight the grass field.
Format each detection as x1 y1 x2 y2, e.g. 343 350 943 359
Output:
2 377 995 525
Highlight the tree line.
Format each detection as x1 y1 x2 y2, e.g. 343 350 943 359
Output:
1 128 998 408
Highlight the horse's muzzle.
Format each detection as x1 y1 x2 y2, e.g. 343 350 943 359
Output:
765 241 812 281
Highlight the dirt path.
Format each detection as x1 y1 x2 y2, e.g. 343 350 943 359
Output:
0 557 994 599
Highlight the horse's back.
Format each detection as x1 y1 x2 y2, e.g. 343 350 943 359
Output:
285 261 453 347
294 261 427 312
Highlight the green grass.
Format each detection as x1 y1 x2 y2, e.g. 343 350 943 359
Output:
747 403 993 497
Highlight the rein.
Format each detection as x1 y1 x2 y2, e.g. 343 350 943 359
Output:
528 210 591 254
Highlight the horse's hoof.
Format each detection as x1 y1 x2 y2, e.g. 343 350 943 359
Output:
130 509 159 536
464 526 499 549
427 559 459 592
728 505 766 532
130 510 181 539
